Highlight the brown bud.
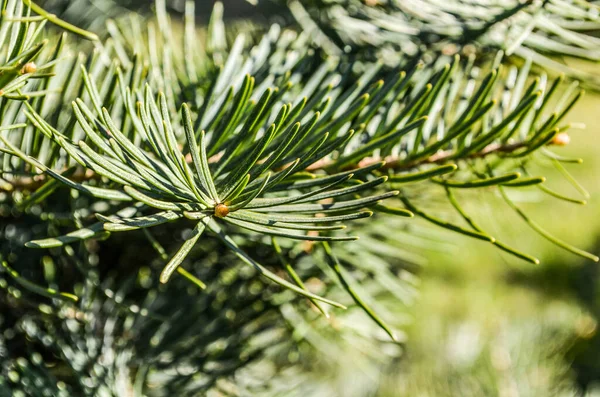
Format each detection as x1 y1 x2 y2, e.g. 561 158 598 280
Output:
214 203 230 218
20 62 37 75
442 43 459 56
552 132 570 146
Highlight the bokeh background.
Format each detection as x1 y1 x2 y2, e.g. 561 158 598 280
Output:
389 85 600 396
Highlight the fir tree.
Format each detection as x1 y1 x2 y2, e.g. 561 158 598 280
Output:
0 0 599 395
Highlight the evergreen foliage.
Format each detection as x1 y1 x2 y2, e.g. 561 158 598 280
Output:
283 0 600 86
0 0 598 395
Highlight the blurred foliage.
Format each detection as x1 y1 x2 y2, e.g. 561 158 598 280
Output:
375 90 600 396
273 0 600 89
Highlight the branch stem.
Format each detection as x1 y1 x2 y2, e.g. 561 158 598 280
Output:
1 140 533 192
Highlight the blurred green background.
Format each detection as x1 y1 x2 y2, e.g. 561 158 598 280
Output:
383 79 600 395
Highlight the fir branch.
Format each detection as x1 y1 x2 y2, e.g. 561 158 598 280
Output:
0 5 597 393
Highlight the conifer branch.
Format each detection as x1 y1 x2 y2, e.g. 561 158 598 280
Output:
0 1 597 394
